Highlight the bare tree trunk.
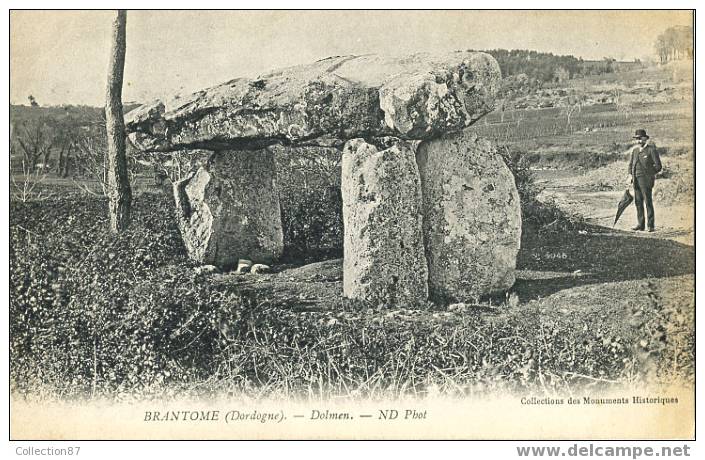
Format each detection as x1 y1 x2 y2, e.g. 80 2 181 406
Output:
63 143 73 177
105 10 131 233
42 144 53 171
56 145 65 175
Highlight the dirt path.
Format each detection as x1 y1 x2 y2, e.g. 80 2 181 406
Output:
538 176 694 246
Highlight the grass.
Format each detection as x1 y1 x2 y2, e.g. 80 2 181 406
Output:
9 190 694 402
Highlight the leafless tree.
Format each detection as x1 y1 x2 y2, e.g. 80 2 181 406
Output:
105 10 132 233
10 140 51 203
53 120 79 177
655 26 693 63
612 89 632 120
15 119 54 173
563 94 585 129
73 118 141 197
10 156 52 203
73 123 109 196
655 35 669 64
553 66 569 84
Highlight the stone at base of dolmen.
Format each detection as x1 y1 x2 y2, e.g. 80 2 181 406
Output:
173 149 284 268
416 131 522 301
341 138 429 305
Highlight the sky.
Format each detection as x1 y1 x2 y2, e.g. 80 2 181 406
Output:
9 10 693 106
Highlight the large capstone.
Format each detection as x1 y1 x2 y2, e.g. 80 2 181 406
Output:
125 51 500 152
173 149 284 268
416 131 522 301
341 138 428 304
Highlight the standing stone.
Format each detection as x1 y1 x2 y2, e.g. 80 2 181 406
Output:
416 131 522 301
342 138 428 304
173 149 283 268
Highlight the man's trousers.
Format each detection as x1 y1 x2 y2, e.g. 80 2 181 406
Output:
633 175 655 230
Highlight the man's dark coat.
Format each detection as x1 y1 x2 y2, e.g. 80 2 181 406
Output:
628 142 662 179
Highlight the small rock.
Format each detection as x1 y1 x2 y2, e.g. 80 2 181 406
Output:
506 292 520 308
195 265 219 275
251 263 271 274
236 259 253 274
448 302 468 312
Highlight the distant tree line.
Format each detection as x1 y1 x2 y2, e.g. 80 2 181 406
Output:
10 110 96 177
482 49 629 84
654 26 693 64
10 101 142 173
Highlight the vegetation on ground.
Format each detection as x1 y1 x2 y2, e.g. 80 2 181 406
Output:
10 176 693 402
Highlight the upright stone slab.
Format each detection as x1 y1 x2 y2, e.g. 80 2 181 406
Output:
416 131 522 301
341 138 428 304
173 149 283 268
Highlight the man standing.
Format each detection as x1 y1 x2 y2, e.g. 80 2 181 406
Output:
627 129 662 232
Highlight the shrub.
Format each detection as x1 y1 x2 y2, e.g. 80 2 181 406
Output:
497 144 540 204
10 194 257 399
498 144 592 232
274 145 344 261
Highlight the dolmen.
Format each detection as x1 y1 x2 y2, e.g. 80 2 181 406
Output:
125 51 522 304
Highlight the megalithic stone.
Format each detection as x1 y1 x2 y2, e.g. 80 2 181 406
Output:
173 149 284 268
416 131 522 301
341 138 429 305
125 51 501 152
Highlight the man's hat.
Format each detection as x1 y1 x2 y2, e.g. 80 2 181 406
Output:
633 129 649 139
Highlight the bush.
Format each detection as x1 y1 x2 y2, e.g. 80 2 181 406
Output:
498 144 592 232
497 144 540 204
10 194 257 399
280 186 343 262
274 146 344 261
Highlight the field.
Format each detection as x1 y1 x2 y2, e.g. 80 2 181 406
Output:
9 61 694 402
